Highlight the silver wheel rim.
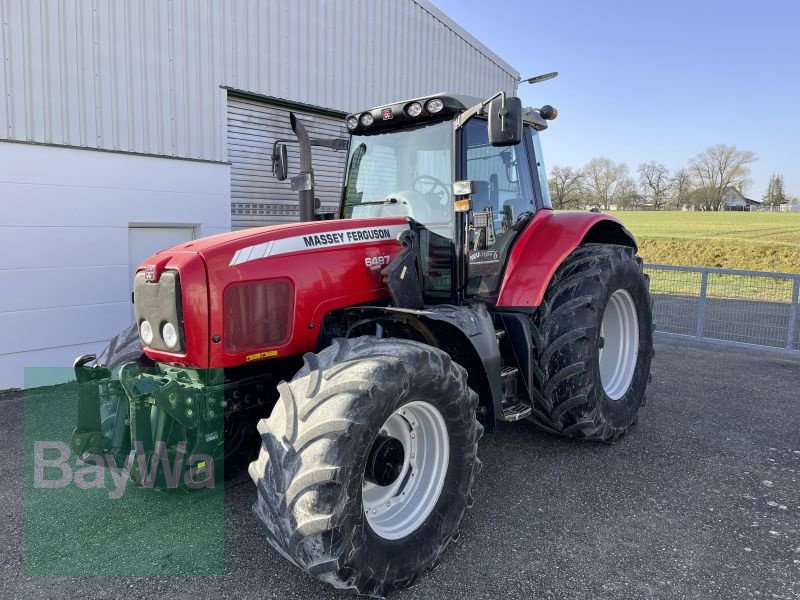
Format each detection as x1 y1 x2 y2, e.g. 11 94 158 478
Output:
599 289 640 400
363 400 449 540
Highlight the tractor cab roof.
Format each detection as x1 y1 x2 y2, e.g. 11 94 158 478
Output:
345 92 548 136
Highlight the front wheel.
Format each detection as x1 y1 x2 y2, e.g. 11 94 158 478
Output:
249 337 482 596
528 244 654 441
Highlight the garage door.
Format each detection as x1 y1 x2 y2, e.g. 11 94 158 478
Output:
227 95 349 230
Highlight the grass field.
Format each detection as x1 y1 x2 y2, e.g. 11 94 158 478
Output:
608 211 800 274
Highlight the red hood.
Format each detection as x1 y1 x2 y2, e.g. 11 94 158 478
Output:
136 216 411 369
155 217 410 264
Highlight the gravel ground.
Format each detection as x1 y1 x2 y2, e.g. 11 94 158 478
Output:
1 336 799 599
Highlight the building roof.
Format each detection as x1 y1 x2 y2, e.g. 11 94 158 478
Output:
412 0 520 81
723 187 761 204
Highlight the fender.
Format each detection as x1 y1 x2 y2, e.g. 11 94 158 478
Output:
496 210 637 309
334 304 504 429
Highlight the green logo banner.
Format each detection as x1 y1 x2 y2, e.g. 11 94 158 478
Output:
23 368 224 576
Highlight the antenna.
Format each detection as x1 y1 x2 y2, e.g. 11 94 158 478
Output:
522 71 559 85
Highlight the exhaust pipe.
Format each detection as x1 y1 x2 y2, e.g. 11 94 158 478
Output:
290 112 315 222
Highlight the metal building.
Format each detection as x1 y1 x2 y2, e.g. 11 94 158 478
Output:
0 0 519 388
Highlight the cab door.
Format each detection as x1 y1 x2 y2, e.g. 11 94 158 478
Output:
461 120 540 298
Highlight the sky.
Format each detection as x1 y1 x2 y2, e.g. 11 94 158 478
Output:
432 0 800 198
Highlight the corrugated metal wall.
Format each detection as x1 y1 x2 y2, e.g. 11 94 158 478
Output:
227 95 348 228
0 0 518 163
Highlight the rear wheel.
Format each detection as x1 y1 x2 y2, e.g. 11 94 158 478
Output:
528 244 653 441
249 336 482 596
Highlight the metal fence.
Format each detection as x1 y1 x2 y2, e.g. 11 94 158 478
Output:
644 264 800 355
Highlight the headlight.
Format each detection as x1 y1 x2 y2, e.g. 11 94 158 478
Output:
346 116 358 130
425 98 444 113
360 112 374 127
406 102 422 117
140 320 154 345
162 322 178 349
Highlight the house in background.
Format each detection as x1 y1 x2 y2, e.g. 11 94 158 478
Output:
721 187 762 211
783 199 800 212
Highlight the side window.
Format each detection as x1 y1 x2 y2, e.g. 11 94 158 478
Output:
465 119 535 295
529 128 552 209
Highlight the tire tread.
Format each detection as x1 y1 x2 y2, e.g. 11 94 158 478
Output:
527 244 653 441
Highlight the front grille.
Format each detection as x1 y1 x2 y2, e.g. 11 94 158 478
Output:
223 278 294 354
133 270 185 353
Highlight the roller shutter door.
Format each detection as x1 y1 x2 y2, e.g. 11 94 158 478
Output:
227 95 348 230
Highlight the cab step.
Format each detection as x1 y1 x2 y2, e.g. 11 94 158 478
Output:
502 402 533 422
500 365 532 421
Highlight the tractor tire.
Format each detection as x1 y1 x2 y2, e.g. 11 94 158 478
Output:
249 336 482 597
528 244 653 441
93 324 148 446
94 323 146 369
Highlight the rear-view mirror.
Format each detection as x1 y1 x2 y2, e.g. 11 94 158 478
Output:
272 143 289 181
488 96 523 147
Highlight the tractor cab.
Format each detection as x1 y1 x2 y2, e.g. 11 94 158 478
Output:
336 92 557 305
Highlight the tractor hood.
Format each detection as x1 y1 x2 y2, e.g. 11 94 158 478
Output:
158 217 408 260
134 217 409 369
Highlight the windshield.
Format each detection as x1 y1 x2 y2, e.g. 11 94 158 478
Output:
342 120 453 226
342 120 455 299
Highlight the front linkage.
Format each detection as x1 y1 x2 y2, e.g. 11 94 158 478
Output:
72 354 225 488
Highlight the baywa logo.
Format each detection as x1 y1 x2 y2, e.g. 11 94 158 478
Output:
33 440 215 499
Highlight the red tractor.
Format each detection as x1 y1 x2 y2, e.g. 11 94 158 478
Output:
73 82 653 596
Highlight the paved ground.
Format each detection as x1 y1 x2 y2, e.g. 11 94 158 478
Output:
2 336 800 599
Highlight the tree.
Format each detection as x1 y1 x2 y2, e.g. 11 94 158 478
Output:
763 173 788 207
583 157 629 210
688 144 756 211
670 168 693 210
775 174 787 206
615 176 641 210
548 165 586 209
763 174 776 206
637 161 671 210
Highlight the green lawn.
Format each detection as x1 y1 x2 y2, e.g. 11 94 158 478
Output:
607 211 800 274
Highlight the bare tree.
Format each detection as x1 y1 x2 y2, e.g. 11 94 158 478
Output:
615 176 641 210
670 168 692 210
637 161 671 210
583 157 629 210
548 165 586 209
688 144 756 211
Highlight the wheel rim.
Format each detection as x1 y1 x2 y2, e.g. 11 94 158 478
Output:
599 289 640 400
362 400 449 540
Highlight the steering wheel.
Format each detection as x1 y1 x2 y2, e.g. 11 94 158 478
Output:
413 175 451 221
414 175 450 201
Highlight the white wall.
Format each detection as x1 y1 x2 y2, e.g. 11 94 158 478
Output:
0 142 230 389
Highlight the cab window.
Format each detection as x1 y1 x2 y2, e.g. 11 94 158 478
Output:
341 120 455 300
464 119 536 296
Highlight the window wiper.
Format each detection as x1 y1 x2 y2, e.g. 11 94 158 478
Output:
357 197 399 206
